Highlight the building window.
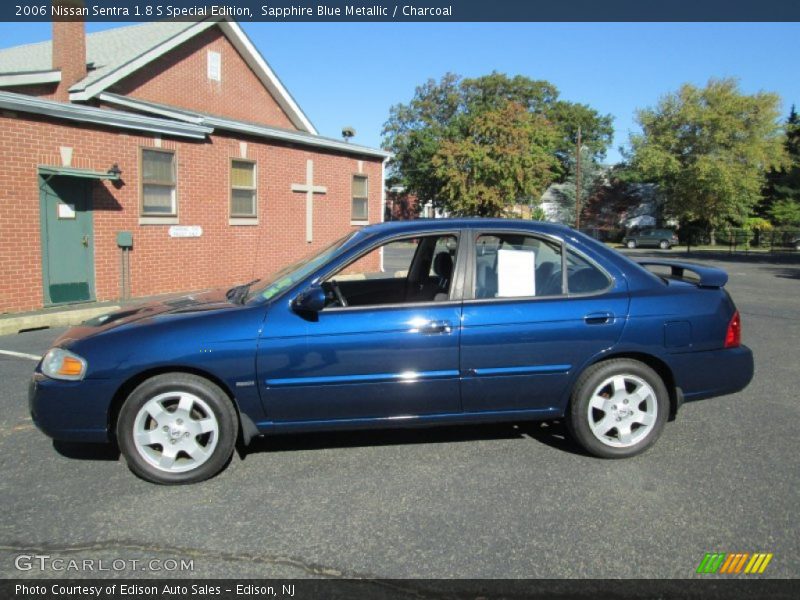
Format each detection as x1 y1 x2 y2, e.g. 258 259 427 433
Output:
141 148 176 216
352 175 368 222
230 159 257 218
208 50 221 81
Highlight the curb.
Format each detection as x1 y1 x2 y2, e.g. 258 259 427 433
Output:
0 305 120 337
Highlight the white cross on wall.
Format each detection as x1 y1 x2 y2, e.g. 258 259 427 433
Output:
291 159 327 243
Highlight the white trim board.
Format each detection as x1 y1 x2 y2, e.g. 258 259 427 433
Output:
98 92 390 159
0 70 61 88
0 90 212 140
98 92 205 124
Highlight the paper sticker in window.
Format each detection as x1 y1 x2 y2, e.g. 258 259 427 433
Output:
497 248 535 297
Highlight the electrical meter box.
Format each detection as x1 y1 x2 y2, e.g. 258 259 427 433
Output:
116 231 133 248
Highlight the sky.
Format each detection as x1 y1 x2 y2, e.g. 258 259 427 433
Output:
1 21 799 164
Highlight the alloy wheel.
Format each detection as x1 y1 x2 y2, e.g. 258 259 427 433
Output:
133 391 220 473
586 374 658 448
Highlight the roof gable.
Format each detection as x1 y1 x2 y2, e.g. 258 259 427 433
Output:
0 19 316 134
109 25 299 131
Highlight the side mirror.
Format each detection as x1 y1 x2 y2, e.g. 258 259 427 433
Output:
292 286 326 313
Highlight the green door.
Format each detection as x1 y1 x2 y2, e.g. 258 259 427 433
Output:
39 175 95 305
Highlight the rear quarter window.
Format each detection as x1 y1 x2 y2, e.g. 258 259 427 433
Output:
566 249 612 294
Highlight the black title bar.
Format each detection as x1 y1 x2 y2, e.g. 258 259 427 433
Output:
2 579 797 600
4 0 800 22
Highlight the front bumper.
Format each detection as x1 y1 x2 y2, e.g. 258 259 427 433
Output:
670 345 754 403
29 373 117 443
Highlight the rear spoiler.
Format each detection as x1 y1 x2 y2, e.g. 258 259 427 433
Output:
637 260 728 288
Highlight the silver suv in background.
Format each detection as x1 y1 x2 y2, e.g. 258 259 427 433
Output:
623 228 679 249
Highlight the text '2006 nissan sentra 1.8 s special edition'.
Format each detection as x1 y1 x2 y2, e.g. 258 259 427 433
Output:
30 219 753 484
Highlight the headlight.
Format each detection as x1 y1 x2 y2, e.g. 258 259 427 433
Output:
41 348 87 381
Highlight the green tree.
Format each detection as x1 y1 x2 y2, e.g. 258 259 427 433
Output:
763 105 800 224
457 73 614 166
383 72 613 216
432 100 559 216
549 146 605 225
627 78 787 243
770 198 800 225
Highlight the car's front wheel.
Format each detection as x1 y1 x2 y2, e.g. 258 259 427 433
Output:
626 240 637 249
658 240 670 249
566 359 669 458
117 373 238 484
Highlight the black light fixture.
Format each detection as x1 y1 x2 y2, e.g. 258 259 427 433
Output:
342 126 356 142
107 163 122 178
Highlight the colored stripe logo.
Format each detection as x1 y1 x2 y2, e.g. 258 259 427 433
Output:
697 552 773 574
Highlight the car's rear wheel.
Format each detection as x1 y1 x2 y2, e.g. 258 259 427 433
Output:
658 240 670 249
566 359 669 458
117 373 238 484
626 240 637 249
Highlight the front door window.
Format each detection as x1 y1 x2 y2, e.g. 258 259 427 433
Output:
322 234 459 308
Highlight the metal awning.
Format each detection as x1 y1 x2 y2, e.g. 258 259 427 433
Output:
39 166 121 181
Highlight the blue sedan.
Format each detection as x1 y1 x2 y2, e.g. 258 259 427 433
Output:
30 219 753 484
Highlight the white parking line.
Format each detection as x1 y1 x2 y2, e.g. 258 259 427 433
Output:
0 349 41 361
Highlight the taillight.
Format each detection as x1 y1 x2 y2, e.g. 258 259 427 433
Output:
724 310 741 348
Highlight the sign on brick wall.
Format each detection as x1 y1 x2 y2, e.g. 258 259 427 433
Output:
169 225 202 238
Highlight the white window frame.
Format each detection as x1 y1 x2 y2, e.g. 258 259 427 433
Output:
207 50 221 82
229 158 258 224
351 174 369 225
139 147 178 223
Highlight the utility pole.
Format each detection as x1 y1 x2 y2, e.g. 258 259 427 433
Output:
575 125 582 230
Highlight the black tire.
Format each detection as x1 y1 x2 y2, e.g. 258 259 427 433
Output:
626 240 637 249
116 373 238 484
658 240 670 250
566 359 669 458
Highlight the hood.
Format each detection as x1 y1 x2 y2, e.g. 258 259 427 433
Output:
54 288 239 346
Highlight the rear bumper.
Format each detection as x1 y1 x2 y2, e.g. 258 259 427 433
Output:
670 345 754 403
29 373 114 443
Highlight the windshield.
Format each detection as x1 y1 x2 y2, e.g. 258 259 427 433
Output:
245 232 357 303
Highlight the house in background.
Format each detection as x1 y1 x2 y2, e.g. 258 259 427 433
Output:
0 17 389 314
384 185 420 221
384 185 451 221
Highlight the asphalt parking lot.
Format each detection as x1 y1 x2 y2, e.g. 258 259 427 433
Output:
0 252 797 580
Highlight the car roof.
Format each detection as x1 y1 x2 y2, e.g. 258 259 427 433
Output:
358 218 575 238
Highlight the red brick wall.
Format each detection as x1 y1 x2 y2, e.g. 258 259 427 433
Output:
0 113 383 314
112 27 297 130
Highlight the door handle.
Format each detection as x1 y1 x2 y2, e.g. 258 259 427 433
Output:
584 312 613 325
81 235 89 248
417 320 452 334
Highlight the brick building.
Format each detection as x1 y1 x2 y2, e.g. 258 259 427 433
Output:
0 18 389 314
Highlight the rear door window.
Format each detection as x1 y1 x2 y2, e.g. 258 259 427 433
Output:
474 234 564 298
